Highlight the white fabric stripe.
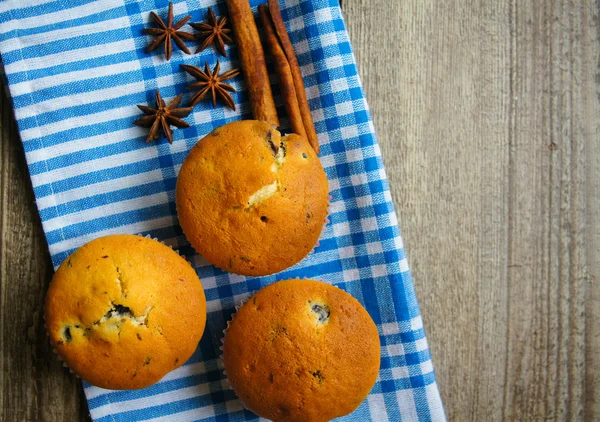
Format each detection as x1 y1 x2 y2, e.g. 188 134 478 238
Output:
167 138 190 156
225 399 245 414
385 342 428 359
0 0 125 34
318 153 335 169
345 147 364 164
141 393 246 422
369 262 388 280
399 258 409 272
200 272 247 290
381 316 423 336
43 192 169 232
25 124 146 165
415 337 429 353
327 218 397 241
11 62 142 97
90 384 212 420
391 366 409 380
1 16 132 54
0 0 61 14
190 254 211 270
20 102 138 141
388 205 398 224
4 39 136 75
17 72 185 135
367 394 389 422
411 316 424 331
85 361 212 400
47 216 175 258
382 322 400 336
206 292 250 313
30 147 158 188
141 406 216 422
420 360 434 374
396 388 419 422
386 343 405 358
35 169 164 210
24 96 193 164
426 383 447 421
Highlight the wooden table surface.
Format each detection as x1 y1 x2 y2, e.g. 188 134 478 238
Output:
1 1 599 420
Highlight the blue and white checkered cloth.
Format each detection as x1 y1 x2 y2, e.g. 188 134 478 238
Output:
0 0 445 420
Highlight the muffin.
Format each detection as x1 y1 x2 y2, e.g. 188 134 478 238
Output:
176 120 329 276
44 234 207 390
223 279 381 421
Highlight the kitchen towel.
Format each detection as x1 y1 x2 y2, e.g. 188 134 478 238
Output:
0 0 445 420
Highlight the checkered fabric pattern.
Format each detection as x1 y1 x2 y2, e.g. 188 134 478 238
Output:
0 0 445 420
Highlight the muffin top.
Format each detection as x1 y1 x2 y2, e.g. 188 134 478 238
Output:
223 279 380 422
176 120 329 276
44 234 207 390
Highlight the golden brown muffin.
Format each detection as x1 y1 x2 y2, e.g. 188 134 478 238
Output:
223 279 381 422
176 120 329 276
44 234 207 390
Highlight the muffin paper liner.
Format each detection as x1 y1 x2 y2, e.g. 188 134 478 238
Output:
219 294 252 406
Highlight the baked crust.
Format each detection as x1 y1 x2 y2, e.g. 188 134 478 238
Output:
176 120 329 276
223 279 381 421
44 234 207 390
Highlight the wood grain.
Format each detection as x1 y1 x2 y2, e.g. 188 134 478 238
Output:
0 1 598 421
343 0 600 420
0 83 89 421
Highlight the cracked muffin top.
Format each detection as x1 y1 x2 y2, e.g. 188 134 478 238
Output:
176 120 329 276
223 279 380 422
44 234 207 390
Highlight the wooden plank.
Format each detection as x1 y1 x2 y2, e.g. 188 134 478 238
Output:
583 5 600 420
502 1 593 419
500 1 599 419
0 84 89 421
341 0 599 420
342 1 512 420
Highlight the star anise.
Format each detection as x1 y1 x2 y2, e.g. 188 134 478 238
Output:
189 8 233 57
143 2 194 61
181 60 240 109
134 89 193 144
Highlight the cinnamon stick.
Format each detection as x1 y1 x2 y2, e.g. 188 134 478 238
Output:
267 0 319 153
225 0 279 126
258 5 307 140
